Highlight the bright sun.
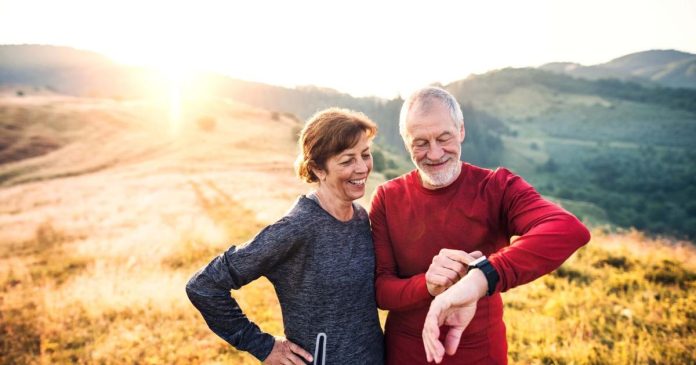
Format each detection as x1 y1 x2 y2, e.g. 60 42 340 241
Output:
161 57 190 135
140 47 199 136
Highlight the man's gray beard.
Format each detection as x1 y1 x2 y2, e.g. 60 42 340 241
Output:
417 159 461 187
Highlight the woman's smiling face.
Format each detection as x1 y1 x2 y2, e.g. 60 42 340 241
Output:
314 131 373 203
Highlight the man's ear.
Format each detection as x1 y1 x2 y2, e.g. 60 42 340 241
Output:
459 123 466 142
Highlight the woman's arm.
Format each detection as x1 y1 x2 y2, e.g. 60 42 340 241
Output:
185 218 307 362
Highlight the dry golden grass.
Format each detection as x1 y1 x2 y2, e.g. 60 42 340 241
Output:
0 95 309 364
504 230 695 364
1 95 694 364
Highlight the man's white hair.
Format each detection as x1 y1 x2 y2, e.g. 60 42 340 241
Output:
398 86 464 139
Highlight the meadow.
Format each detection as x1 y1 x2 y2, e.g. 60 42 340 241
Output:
0 94 694 364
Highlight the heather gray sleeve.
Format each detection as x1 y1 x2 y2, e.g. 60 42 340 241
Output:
185 217 304 361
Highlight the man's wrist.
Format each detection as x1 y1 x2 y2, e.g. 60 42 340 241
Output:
438 269 487 307
467 256 499 296
465 268 488 299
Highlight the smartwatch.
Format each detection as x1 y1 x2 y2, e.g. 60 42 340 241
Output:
468 256 499 296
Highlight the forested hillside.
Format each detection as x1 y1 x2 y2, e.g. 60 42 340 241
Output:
2 45 696 240
445 69 696 239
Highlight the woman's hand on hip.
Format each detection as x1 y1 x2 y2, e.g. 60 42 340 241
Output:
263 337 313 365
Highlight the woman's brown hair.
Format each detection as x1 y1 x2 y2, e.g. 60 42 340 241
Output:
295 108 377 183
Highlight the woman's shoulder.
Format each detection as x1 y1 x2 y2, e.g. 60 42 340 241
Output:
285 195 322 220
352 202 369 222
242 197 316 254
267 195 326 232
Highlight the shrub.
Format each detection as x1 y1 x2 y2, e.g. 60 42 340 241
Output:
196 116 216 132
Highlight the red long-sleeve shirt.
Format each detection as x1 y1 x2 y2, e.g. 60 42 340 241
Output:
369 163 590 364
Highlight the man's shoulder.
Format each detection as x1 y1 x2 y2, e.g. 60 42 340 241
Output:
368 170 417 212
459 164 530 197
376 169 417 193
464 163 517 183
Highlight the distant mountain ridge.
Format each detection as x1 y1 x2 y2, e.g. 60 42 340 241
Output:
1 44 696 240
539 49 696 89
0 45 167 97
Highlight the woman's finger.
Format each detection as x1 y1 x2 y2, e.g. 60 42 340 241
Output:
288 341 313 363
285 352 306 365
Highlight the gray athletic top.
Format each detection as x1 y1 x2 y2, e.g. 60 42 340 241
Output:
186 195 385 364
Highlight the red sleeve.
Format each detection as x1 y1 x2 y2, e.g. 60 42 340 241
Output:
488 169 591 293
369 185 433 311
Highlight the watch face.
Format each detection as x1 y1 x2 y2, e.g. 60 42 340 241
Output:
469 256 487 267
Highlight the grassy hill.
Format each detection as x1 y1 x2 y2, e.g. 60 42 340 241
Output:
444 68 696 239
1 94 694 364
0 93 313 364
2 45 696 238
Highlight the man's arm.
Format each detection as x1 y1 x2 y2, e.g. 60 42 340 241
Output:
487 168 591 293
370 185 433 311
423 169 591 362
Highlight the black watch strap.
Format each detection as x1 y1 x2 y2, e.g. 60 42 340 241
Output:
468 256 499 296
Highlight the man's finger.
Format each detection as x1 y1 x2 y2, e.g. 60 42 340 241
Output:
433 265 461 282
288 342 313 362
441 249 479 265
432 339 445 364
469 250 483 259
427 272 455 287
444 327 464 355
423 325 433 363
425 270 449 285
426 334 441 363
433 254 466 272
440 260 466 278
423 317 439 362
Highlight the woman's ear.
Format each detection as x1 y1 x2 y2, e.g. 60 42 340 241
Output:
310 162 326 182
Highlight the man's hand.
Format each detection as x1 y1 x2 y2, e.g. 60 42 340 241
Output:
425 249 483 296
422 269 488 363
263 337 313 365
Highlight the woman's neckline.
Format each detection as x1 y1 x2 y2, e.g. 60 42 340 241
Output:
304 193 358 223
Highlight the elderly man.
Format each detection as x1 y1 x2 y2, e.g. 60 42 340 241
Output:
369 86 590 364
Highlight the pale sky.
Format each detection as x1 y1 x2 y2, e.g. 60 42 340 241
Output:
1 0 695 98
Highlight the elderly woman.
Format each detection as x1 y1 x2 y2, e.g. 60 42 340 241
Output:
186 108 385 364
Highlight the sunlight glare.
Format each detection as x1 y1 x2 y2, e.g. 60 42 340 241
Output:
159 49 197 136
168 70 182 136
